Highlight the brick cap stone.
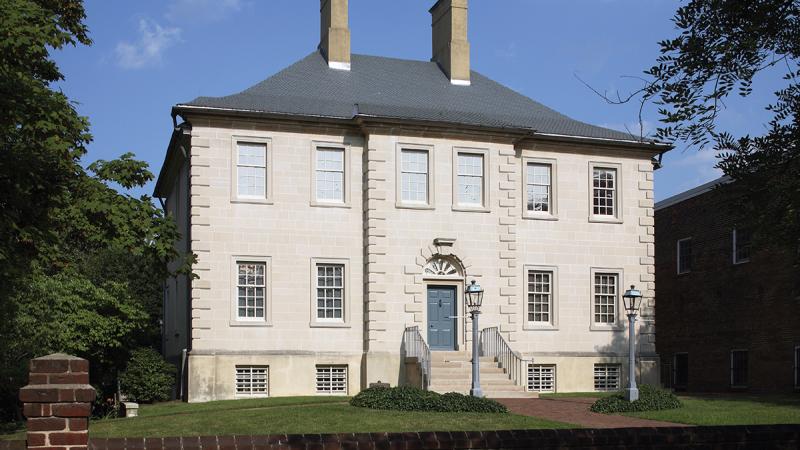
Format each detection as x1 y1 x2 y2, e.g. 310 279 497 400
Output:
34 353 86 361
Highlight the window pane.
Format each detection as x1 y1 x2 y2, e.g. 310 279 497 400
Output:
593 273 617 324
678 239 692 273
401 150 428 203
237 262 266 320
527 163 552 212
527 270 552 323
315 148 345 202
237 144 267 198
592 168 616 216
316 264 344 321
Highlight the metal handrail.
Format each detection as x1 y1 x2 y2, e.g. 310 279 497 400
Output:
403 326 432 389
480 326 530 388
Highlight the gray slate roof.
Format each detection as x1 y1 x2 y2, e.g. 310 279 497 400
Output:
180 52 646 142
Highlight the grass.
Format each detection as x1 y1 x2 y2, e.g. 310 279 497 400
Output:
624 394 800 426
1 396 573 440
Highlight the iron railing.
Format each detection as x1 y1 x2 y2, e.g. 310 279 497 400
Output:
480 326 530 389
403 326 431 389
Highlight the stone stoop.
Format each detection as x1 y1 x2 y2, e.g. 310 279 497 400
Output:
428 352 538 399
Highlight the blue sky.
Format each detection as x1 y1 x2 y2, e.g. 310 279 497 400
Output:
53 0 782 201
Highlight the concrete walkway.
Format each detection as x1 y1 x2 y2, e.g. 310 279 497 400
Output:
497 397 689 429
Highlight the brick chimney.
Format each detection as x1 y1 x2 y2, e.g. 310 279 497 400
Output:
430 0 471 85
319 0 351 70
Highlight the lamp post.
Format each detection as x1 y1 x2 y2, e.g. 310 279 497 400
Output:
622 285 643 401
465 280 484 398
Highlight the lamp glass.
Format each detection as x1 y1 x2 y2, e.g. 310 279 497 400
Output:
622 285 642 313
465 280 484 312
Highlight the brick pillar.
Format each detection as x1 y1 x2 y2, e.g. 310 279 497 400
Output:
19 354 95 450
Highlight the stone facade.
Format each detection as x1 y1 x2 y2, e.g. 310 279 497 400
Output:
655 181 800 392
159 114 662 401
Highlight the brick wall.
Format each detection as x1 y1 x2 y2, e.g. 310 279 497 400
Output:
655 184 800 392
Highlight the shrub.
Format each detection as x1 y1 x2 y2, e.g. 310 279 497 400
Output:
589 384 682 413
350 386 507 413
119 348 176 403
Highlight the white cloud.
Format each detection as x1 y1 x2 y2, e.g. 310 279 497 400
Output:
115 19 182 69
165 0 244 23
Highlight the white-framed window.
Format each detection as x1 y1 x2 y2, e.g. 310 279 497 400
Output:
794 346 800 389
592 271 619 326
527 270 553 324
732 228 751 264
316 263 344 322
315 147 345 203
527 163 552 213
527 364 556 393
236 261 266 321
236 142 267 199
235 366 269 396
730 349 748 388
456 152 484 206
594 364 621 391
588 162 622 222
399 148 431 205
316 365 347 395
677 238 692 274
231 137 273 204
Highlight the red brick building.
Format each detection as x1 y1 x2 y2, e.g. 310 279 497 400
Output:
655 177 800 393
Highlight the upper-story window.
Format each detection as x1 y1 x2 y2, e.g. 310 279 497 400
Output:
527 270 553 324
593 167 617 216
236 143 267 199
236 261 266 321
315 147 345 203
316 263 344 322
456 152 485 207
400 149 430 204
527 163 552 213
732 228 751 264
592 271 619 327
677 238 692 274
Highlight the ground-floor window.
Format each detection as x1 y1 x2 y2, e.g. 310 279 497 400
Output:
794 346 799 389
674 353 688 390
527 364 556 393
235 366 269 396
316 365 347 395
594 363 620 391
730 350 748 388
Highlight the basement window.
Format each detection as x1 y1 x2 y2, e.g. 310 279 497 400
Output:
316 365 348 395
527 364 556 393
594 364 621 391
235 366 269 397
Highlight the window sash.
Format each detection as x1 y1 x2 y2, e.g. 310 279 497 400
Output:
730 350 748 387
527 364 556 393
316 148 345 202
594 364 620 391
677 239 692 274
457 153 484 206
795 347 800 388
592 168 616 216
237 143 267 198
733 229 751 263
316 264 344 321
401 150 429 203
316 365 347 394
593 273 618 325
527 270 552 324
237 262 266 320
527 163 552 213
235 366 269 396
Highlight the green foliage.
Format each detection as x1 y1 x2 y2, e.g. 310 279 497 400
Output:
589 385 682 414
350 386 508 413
119 348 176 403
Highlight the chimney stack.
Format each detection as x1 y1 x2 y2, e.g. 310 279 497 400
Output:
319 0 351 70
430 0 470 85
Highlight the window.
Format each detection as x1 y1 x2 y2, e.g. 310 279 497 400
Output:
315 147 344 203
592 167 617 216
730 350 748 388
235 366 268 396
316 263 344 321
236 262 266 320
733 228 751 264
236 142 267 199
795 346 800 389
674 353 688 390
400 149 429 204
527 364 556 393
677 238 692 274
527 270 553 324
316 365 347 395
593 272 619 326
594 364 621 391
456 153 484 206
527 163 552 213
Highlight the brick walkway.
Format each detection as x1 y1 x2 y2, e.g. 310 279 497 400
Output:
497 397 689 428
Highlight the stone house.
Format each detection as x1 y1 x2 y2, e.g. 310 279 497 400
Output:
655 177 800 392
154 0 670 402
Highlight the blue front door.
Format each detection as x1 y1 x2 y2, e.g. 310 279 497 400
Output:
427 286 456 350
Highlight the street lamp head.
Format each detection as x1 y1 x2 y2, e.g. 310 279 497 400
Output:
465 280 484 313
622 285 643 313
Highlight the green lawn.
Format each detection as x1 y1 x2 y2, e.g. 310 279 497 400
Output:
624 394 800 426
1 396 573 440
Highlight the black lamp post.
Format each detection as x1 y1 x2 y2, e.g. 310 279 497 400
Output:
465 280 484 398
622 285 643 401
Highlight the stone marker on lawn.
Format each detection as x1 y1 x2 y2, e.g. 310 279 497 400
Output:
19 353 96 450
